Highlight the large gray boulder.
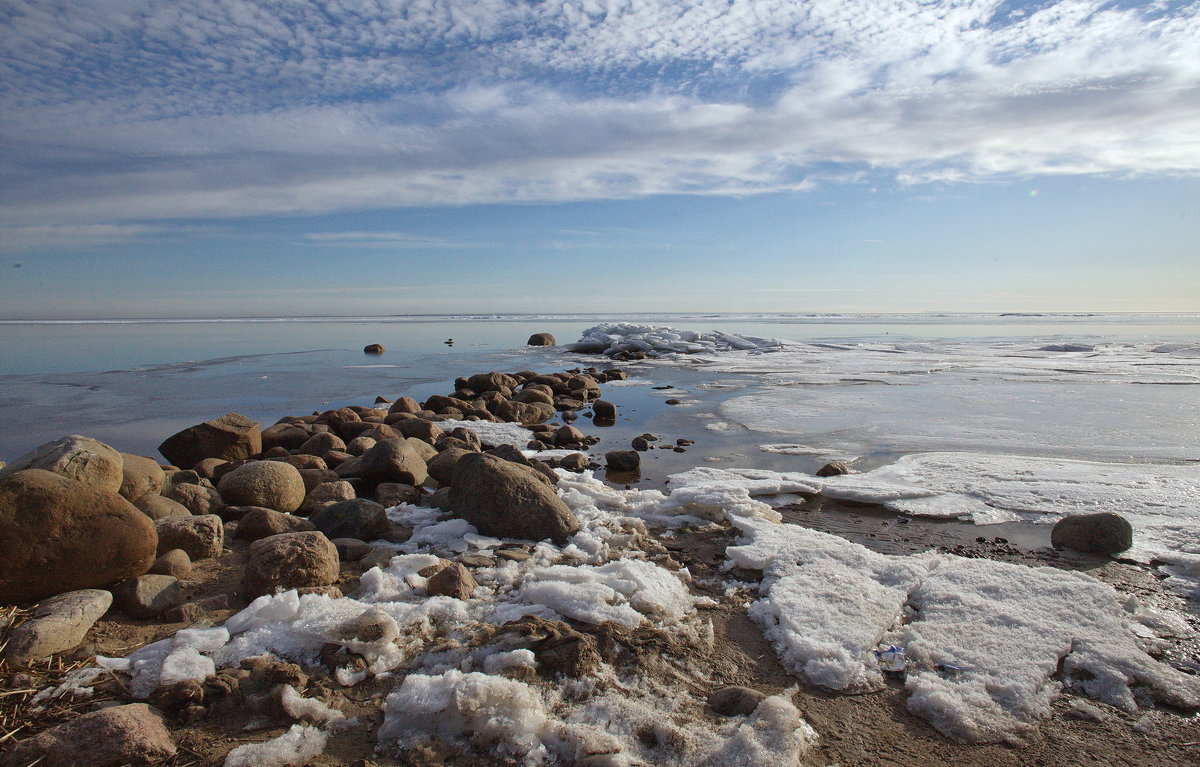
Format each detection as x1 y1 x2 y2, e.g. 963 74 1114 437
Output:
217 460 306 512
0 435 124 492
1 589 112 662
243 532 339 600
449 453 579 544
1051 512 1134 555
0 703 176 767
0 469 157 604
158 412 261 469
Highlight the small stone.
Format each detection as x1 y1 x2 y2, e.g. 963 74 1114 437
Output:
457 554 496 568
496 548 532 562
218 460 306 513
558 453 588 472
113 575 183 619
815 461 851 477
707 686 765 716
425 563 478 600
605 450 640 472
149 549 192 579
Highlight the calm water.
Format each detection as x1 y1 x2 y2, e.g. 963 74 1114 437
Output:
1 312 1197 463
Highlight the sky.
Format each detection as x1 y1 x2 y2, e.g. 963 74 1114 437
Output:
1 0 1198 319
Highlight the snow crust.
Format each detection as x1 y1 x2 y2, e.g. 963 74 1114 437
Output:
728 516 1200 744
223 724 327 767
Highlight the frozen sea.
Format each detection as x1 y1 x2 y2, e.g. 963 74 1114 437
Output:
2 312 1198 595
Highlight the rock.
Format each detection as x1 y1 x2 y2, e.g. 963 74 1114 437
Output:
1051 512 1134 555
559 453 589 472
309 498 390 541
149 549 192 579
427 447 471 486
815 461 851 477
631 437 650 451
118 454 165 502
160 469 202 496
300 432 348 457
449 453 579 544
395 418 444 445
363 343 385 354
113 574 183 619
163 594 229 623
0 435 124 492
133 494 192 520
299 480 357 514
272 453 328 471
466 372 520 392
0 469 157 604
707 686 766 716
527 333 556 346
345 435 377 456
218 460 306 512
1 589 112 662
388 396 422 415
430 486 453 511
332 538 371 562
243 532 339 601
260 423 311 452
554 425 586 446
486 443 533 467
605 450 641 472
158 412 262 469
0 703 175 767
155 515 224 560
234 508 316 541
494 400 554 425
166 481 226 516
374 482 423 507
449 427 482 450
591 399 617 419
515 387 555 406
353 438 429 485
425 563 478 599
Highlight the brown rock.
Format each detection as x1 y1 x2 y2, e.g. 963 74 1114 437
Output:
353 438 429 485
191 457 228 480
374 482 423 507
591 399 616 419
0 435 124 492
363 343 385 354
605 450 640 472
118 453 165 502
133 494 192 520
707 686 766 716
166 481 226 516
395 418 444 444
815 461 850 477
425 563 478 599
388 396 422 415
558 453 589 472
113 574 183 619
449 453 579 544
243 532 339 600
234 508 316 541
299 480 356 515
554 425 585 446
298 431 347 456
494 400 555 425
0 469 157 604
149 548 192 579
309 498 390 541
271 454 328 471
527 333 556 346
218 460 306 512
155 514 223 560
158 413 261 469
1 589 112 662
466 372 520 393
260 423 311 452
427 447 471 486
0 703 175 767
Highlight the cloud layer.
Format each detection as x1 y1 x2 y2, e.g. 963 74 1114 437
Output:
2 0 1198 233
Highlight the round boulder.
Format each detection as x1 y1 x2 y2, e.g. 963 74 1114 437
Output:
449 453 579 544
218 460 306 513
154 515 224 560
118 454 166 502
0 469 157 604
1051 512 1134 555
0 435 124 493
165 481 226 516
243 532 339 600
527 333 556 346
233 508 316 542
309 498 391 541
363 343 386 354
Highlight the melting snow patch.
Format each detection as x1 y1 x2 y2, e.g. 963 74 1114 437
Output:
566 323 783 357
728 516 1200 743
223 724 327 767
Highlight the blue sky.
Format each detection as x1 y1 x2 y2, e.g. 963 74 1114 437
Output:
1 0 1197 318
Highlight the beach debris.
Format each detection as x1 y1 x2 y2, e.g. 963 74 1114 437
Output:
876 645 907 673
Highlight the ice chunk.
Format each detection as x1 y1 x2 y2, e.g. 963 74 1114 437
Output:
566 323 782 357
379 670 549 758
280 684 345 726
519 559 695 628
223 724 327 767
158 645 215 687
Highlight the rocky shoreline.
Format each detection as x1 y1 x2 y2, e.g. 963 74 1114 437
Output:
2 363 1198 767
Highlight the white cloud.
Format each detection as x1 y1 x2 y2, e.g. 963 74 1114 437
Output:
1 0 1198 237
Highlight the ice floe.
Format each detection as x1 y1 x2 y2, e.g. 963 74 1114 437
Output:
566 323 783 357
